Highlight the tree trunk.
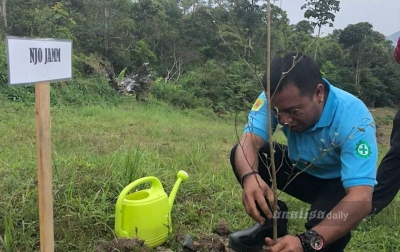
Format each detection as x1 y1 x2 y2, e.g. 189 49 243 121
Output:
265 0 278 243
1 0 6 29
355 44 362 96
314 24 321 60
103 0 109 56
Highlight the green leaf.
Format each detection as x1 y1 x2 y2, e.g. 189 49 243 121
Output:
357 127 366 132
118 67 127 81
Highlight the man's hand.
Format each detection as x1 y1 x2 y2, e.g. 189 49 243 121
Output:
265 235 303 252
242 174 275 224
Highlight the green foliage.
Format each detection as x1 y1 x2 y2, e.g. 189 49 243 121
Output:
117 67 127 82
0 76 122 106
150 77 202 109
0 215 16 252
49 77 122 106
359 69 387 107
1 85 35 103
334 22 400 105
320 60 341 84
33 2 76 40
151 59 258 113
287 29 315 54
133 39 157 66
294 20 315 35
301 0 340 28
1 0 400 109
72 53 108 78
0 40 8 85
301 0 340 59
71 0 137 72
339 22 374 48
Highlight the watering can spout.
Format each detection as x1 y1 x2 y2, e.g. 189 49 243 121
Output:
169 170 189 212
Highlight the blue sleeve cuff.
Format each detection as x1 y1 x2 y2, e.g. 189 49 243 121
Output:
243 125 269 143
342 177 377 189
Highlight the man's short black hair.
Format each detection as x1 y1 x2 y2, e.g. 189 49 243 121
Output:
262 52 323 97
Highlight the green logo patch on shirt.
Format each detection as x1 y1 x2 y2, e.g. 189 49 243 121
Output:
355 140 372 158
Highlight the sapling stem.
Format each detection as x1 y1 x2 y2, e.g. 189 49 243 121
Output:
265 0 278 243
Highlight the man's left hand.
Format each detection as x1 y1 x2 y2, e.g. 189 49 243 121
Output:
265 235 303 252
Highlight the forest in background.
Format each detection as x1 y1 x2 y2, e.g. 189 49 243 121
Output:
0 0 399 113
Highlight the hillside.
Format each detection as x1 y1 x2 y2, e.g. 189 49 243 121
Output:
0 97 399 251
387 30 400 46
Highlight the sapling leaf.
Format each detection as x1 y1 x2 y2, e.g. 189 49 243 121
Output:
357 127 365 132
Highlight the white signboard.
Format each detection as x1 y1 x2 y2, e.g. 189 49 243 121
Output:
6 36 72 85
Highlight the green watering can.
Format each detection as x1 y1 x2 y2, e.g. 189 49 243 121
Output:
114 170 189 248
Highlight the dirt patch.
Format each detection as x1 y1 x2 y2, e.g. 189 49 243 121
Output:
96 220 246 252
95 238 178 252
376 125 390 146
214 220 231 236
370 108 396 147
187 234 228 252
181 220 233 252
96 238 150 252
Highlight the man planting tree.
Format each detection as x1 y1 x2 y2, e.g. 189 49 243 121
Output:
228 52 378 252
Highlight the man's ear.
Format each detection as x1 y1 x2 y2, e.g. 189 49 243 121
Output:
315 83 325 103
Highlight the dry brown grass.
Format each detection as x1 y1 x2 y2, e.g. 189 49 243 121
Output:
370 107 397 147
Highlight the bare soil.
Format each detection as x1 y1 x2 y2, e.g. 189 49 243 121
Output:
96 220 237 252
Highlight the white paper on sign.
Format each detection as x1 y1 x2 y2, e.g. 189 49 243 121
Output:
6 36 72 85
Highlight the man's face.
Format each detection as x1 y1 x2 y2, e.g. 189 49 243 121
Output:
271 84 325 132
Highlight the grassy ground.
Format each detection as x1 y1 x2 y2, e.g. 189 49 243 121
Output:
0 97 399 251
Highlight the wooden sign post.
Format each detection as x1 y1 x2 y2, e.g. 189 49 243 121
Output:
6 37 72 252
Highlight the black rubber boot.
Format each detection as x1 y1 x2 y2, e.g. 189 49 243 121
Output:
228 201 289 252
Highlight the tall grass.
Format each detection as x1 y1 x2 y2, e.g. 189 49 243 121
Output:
0 97 399 251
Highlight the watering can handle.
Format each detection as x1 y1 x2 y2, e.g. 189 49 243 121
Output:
115 176 164 236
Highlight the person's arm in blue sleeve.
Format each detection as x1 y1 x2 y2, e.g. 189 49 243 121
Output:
243 92 278 142
313 109 377 245
235 92 278 223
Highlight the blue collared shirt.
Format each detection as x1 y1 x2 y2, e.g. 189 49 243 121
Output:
244 79 377 188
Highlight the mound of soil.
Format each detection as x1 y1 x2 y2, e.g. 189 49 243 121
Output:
95 220 254 252
96 238 149 252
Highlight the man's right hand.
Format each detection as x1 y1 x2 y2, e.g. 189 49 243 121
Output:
242 173 275 224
